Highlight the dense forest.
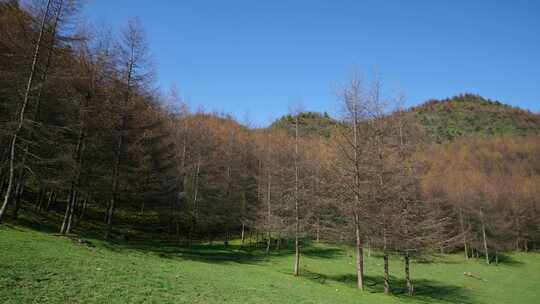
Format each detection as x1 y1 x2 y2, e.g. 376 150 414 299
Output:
1 0 540 298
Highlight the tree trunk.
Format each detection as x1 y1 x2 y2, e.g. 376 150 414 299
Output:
61 184 76 234
514 216 521 251
351 93 364 290
293 116 300 277
35 187 44 210
480 209 489 265
354 212 364 290
266 233 272 253
384 252 390 294
105 40 136 239
0 171 6 195
65 191 78 234
79 196 87 221
459 207 469 260
11 176 24 220
241 222 245 245
405 252 413 296
316 219 320 243
62 124 85 234
266 167 272 254
45 191 55 212
189 156 201 243
105 120 125 240
294 230 300 276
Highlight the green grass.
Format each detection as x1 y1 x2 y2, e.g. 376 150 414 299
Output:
2 224 540 303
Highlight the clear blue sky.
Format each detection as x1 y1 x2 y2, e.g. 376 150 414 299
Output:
83 0 540 126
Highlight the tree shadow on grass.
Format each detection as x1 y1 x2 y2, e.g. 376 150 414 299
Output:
300 245 345 259
6 205 345 266
494 253 524 266
9 211 62 235
303 272 474 304
98 239 346 266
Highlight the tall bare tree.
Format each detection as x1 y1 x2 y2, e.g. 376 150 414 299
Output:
105 18 151 239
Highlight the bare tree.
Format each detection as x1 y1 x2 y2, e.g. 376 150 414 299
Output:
293 111 301 276
105 18 151 239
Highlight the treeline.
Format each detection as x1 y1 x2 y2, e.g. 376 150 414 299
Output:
1 0 539 297
419 136 540 260
0 0 189 237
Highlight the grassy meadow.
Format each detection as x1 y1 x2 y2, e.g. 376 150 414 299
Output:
1 210 539 304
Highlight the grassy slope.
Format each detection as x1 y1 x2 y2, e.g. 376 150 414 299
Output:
2 225 540 304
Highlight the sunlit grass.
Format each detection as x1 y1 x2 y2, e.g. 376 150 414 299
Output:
1 223 539 304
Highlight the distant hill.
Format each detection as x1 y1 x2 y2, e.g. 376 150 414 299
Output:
410 94 540 143
269 94 540 143
269 111 338 138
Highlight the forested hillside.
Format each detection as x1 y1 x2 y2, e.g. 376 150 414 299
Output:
1 1 539 303
270 112 338 138
271 94 540 144
411 94 540 142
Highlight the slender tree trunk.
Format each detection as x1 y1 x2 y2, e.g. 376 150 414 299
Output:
79 196 87 221
480 209 489 264
60 193 70 233
405 252 413 296
34 187 43 210
65 191 78 234
188 156 201 244
105 101 127 240
224 230 229 247
459 207 469 260
383 230 389 294
384 253 390 294
266 167 272 254
293 116 300 277
45 191 55 212
105 158 120 240
514 216 521 251
175 130 187 244
354 212 364 290
11 173 25 220
61 184 76 234
62 122 86 234
0 170 6 195
105 44 136 239
351 96 364 290
316 220 320 243
241 222 245 245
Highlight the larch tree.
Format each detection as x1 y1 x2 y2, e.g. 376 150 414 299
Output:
105 18 151 239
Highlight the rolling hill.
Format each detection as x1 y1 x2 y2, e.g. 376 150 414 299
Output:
270 94 540 142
